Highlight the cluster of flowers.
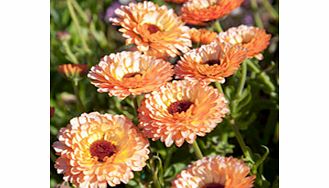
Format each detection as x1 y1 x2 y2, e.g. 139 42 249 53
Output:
54 0 271 187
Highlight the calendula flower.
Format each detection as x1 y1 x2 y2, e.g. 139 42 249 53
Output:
172 156 255 188
175 38 247 84
165 0 188 4
58 64 88 79
138 80 229 147
181 0 244 25
88 51 174 99
53 112 150 187
110 1 191 58
189 28 218 44
218 25 271 60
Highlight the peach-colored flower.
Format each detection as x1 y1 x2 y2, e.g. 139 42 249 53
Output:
110 1 191 58
175 38 247 84
218 25 271 60
138 80 229 147
58 64 88 79
172 155 255 188
88 51 174 99
181 0 244 25
189 28 218 44
53 112 150 187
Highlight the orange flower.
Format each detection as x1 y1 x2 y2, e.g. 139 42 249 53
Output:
219 25 271 60
189 28 218 44
53 112 150 187
165 0 188 4
175 38 247 84
172 156 255 188
88 51 174 99
138 80 229 147
110 1 191 58
181 0 244 25
58 64 88 79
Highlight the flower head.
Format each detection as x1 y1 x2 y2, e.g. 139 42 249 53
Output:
53 112 150 187
138 80 229 147
172 155 255 188
181 0 244 25
175 38 247 84
88 51 174 99
218 25 271 60
58 64 88 80
110 1 191 58
189 28 218 45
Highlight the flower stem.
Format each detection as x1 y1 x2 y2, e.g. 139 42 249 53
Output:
71 0 89 23
72 79 85 111
63 41 79 64
245 59 276 95
213 20 223 32
214 81 223 93
235 62 247 98
192 140 203 159
66 0 91 54
133 96 139 115
250 0 264 28
261 0 278 20
229 118 252 160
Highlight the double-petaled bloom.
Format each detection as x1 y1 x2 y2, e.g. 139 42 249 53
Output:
138 80 229 147
218 25 271 60
110 1 191 58
172 156 255 188
88 51 174 99
189 28 218 45
175 38 247 84
181 0 244 25
58 64 88 80
53 112 150 187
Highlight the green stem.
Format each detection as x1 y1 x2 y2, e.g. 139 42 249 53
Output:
72 79 85 111
229 118 252 160
261 0 278 20
164 147 175 169
63 41 79 64
213 20 223 32
71 0 89 23
235 62 247 98
250 0 264 28
192 140 203 159
245 59 276 94
153 174 161 188
214 81 223 93
67 0 91 53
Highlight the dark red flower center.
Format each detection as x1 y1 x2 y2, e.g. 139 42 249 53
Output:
168 100 193 114
201 183 225 188
204 59 221 66
146 24 161 34
90 140 116 162
123 72 143 79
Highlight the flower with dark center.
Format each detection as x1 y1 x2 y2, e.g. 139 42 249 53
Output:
202 183 225 188
138 80 229 147
175 38 247 84
53 112 150 187
110 1 191 58
88 51 174 99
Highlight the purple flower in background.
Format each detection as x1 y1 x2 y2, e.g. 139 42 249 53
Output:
243 14 254 25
